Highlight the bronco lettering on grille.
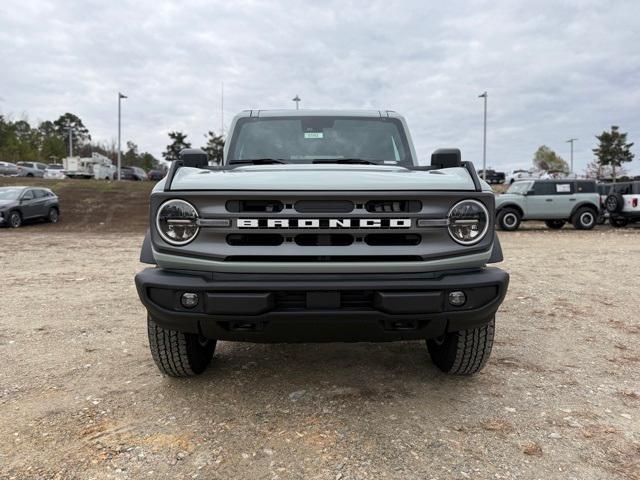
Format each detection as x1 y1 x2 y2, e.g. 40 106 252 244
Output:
237 218 412 229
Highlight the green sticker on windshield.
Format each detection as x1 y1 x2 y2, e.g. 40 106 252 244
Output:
304 132 324 139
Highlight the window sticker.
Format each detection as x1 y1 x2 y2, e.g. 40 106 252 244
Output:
304 132 324 139
556 184 571 193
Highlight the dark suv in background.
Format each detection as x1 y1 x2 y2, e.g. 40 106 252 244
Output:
120 166 148 181
478 169 505 184
0 186 60 228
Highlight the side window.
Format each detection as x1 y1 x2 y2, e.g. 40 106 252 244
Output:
532 182 555 195
37 164 47 170
554 183 573 194
613 183 631 195
34 190 46 198
575 181 595 193
22 190 34 200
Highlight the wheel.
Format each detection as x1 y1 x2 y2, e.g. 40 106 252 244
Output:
544 219 566 229
609 217 629 228
605 194 624 213
26 173 34 177
47 208 59 223
497 208 521 231
8 211 22 228
572 207 597 230
427 317 495 375
597 212 606 225
147 316 215 377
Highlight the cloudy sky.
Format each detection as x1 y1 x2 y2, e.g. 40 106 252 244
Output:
1 0 639 173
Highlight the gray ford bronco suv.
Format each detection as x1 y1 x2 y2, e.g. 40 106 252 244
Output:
135 110 509 377
495 179 600 231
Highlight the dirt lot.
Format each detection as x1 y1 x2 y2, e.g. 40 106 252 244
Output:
1 224 639 480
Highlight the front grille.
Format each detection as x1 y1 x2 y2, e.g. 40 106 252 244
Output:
274 290 375 310
226 200 284 212
365 200 422 213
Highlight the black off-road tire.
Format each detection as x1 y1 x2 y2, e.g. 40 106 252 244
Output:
427 317 495 375
47 207 59 223
8 211 22 228
147 317 216 377
544 219 566 229
572 207 597 230
497 208 521 231
609 216 629 228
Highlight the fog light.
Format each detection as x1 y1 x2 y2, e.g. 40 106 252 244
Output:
181 292 199 309
448 291 466 307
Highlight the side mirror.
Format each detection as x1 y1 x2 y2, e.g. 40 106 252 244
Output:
431 148 461 169
180 148 209 168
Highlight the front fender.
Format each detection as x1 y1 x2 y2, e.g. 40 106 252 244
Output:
140 231 155 264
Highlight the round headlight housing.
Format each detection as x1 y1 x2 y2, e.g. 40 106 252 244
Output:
447 199 489 245
156 199 200 245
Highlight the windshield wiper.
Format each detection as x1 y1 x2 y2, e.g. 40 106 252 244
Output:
228 158 287 165
312 158 382 165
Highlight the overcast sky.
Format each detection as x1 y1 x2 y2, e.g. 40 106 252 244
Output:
1 0 639 173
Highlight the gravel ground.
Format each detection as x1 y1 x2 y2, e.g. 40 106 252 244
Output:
1 225 639 480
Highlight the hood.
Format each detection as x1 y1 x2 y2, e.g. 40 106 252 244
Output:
0 200 17 208
161 164 485 192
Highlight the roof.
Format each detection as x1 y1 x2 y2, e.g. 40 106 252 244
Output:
237 109 401 118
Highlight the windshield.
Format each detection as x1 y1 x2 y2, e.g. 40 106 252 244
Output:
506 181 532 194
227 116 414 166
0 188 24 200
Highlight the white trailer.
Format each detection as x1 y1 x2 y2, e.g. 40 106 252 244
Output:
63 153 117 180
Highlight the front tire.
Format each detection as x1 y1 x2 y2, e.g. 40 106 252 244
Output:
427 317 495 375
497 208 521 231
8 211 22 228
544 219 566 229
572 207 597 230
147 317 216 377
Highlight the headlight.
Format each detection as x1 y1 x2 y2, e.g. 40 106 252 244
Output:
156 199 200 245
447 199 489 245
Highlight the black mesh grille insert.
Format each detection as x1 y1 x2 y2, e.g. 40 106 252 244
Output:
365 200 421 213
295 234 354 246
273 291 375 310
365 234 421 246
227 234 284 246
226 200 284 212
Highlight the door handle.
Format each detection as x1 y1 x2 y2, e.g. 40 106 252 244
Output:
546 199 553 202
569 198 577 202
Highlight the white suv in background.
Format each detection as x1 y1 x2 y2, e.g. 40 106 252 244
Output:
505 169 537 185
603 181 640 227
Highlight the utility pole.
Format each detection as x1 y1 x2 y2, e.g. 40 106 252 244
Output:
478 91 488 180
292 95 301 110
117 92 127 180
221 81 224 136
66 124 74 158
566 138 578 174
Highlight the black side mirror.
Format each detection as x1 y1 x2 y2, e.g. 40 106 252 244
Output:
431 148 461 169
180 148 209 168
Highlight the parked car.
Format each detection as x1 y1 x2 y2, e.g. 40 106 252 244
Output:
478 169 505 184
601 181 640 227
505 169 537 184
16 161 48 177
495 179 600 231
0 161 19 176
43 164 67 180
120 166 148 181
147 169 166 181
0 186 60 228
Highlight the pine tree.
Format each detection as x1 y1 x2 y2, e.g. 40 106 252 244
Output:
592 126 634 181
202 131 225 165
162 131 191 162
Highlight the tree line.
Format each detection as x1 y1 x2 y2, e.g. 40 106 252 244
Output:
162 130 225 165
531 126 634 179
0 113 163 171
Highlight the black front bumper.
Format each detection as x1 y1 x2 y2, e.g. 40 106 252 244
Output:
135 268 509 342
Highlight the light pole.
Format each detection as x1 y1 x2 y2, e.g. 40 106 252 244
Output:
478 91 488 180
566 138 578 175
117 92 127 180
292 95 301 110
66 124 74 158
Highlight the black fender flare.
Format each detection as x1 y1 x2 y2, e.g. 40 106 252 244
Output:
496 203 524 218
569 202 598 220
140 231 156 264
488 234 504 264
